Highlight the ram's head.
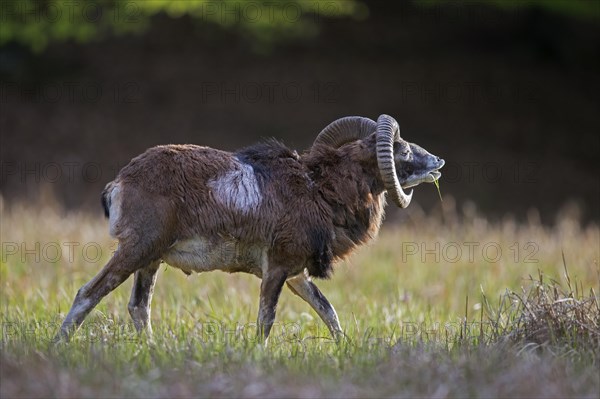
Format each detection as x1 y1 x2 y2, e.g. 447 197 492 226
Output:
312 114 444 208
396 142 444 189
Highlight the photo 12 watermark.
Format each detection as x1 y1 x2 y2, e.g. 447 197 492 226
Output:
0 161 130 186
399 81 541 105
0 80 142 104
1 1 141 24
442 160 540 185
1 320 307 345
400 241 539 264
198 81 340 104
0 1 353 26
1 241 117 264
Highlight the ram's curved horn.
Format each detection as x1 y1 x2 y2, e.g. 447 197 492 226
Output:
312 116 377 149
312 114 413 208
375 114 413 208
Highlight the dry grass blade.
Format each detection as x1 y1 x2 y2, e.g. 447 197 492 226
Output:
494 268 600 358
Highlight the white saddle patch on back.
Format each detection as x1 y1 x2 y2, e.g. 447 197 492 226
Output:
208 160 262 212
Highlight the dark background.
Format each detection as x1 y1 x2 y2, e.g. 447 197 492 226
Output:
1 0 599 224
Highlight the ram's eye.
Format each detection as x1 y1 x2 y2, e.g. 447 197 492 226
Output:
404 165 414 174
394 141 408 157
394 142 411 159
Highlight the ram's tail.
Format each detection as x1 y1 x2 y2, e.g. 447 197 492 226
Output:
101 182 113 218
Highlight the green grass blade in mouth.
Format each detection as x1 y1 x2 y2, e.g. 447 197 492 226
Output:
433 176 443 202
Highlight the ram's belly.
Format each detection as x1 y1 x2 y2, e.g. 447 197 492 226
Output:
161 237 265 275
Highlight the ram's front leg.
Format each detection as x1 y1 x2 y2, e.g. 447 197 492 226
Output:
257 266 288 344
286 272 342 340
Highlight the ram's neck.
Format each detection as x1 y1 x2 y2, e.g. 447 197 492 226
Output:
302 140 387 260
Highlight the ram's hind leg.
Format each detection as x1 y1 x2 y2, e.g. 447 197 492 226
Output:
286 272 342 340
56 245 160 342
257 266 288 344
128 261 160 334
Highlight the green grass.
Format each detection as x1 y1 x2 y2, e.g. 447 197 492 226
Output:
433 176 443 202
1 199 599 397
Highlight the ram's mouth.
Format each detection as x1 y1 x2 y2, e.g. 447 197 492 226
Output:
401 170 440 189
425 170 442 183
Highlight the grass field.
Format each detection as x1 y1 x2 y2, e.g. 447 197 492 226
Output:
1 197 599 398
